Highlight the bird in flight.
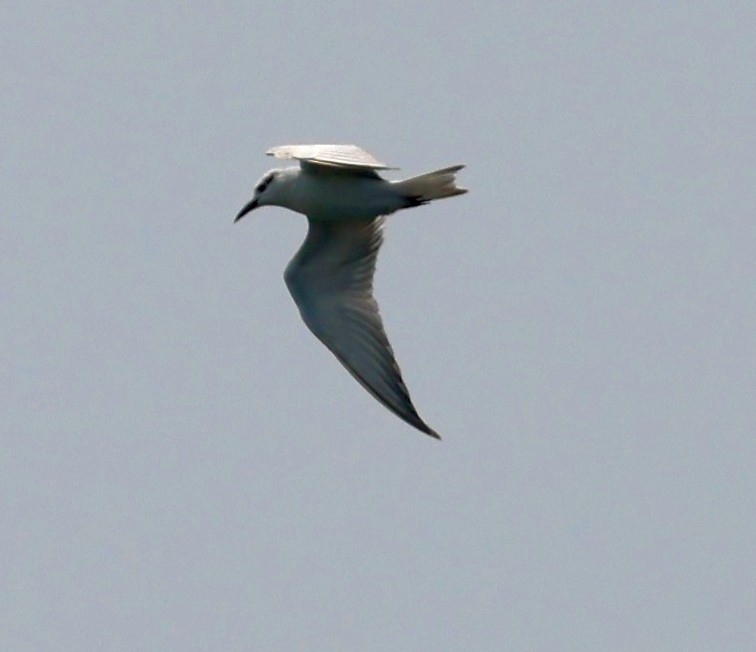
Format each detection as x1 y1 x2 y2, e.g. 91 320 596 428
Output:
235 144 467 439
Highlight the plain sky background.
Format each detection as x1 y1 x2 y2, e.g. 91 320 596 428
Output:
3 2 755 650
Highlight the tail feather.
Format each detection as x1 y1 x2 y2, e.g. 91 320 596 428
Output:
393 165 467 204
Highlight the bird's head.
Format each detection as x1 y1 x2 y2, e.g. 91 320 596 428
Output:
234 169 282 222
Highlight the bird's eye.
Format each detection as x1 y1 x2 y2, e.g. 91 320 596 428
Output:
255 176 273 194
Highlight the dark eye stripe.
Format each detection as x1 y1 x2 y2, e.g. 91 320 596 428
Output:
255 174 274 193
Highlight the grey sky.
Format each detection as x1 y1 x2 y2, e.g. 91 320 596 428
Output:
3 2 755 650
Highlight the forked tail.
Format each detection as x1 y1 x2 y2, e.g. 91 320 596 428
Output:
393 165 467 204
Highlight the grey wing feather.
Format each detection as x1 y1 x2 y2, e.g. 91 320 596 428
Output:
267 144 397 170
284 217 439 438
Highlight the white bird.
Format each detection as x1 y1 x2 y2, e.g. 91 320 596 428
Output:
235 144 467 439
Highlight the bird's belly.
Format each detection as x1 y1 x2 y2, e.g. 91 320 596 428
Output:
290 177 402 220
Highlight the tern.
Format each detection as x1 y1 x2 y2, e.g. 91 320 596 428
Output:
235 144 467 439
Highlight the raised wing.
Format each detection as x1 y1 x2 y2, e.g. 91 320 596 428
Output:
267 144 397 171
284 217 439 438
